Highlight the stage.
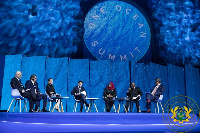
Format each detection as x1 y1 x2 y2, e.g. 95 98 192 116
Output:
0 113 200 133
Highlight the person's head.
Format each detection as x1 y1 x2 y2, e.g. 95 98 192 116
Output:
108 82 115 89
30 74 37 82
78 81 83 87
155 78 161 85
131 82 135 88
108 82 114 87
15 71 22 79
48 78 53 85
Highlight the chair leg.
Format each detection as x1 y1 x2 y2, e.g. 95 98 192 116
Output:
73 102 76 112
113 104 116 112
22 100 28 112
25 100 28 112
93 102 98 113
138 106 141 112
17 100 20 112
60 101 64 112
75 102 78 112
20 99 21 113
159 102 164 113
122 102 126 112
157 102 159 113
7 99 15 112
49 101 51 112
117 103 121 113
52 102 59 112
13 100 17 112
87 103 91 113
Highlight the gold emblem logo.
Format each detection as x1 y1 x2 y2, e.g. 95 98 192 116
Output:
171 106 192 123
162 95 199 132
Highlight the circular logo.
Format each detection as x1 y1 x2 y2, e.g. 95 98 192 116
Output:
84 0 151 62
162 95 200 132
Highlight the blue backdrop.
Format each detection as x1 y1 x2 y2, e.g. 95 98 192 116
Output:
167 64 186 109
21 56 46 93
45 57 68 112
185 65 200 114
89 60 110 112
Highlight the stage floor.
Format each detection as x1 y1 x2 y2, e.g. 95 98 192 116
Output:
0 112 200 133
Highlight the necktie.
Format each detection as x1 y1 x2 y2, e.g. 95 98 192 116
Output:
152 86 158 95
78 86 81 93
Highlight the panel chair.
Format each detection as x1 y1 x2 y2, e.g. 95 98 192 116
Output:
7 88 27 113
73 96 87 112
126 96 141 113
46 93 57 112
154 94 164 113
46 93 64 112
103 96 117 112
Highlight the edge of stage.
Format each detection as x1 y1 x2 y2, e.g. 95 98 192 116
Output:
0 112 200 133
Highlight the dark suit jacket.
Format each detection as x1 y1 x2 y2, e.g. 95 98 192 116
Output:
126 87 143 98
10 77 24 94
25 80 41 99
151 84 165 97
71 86 86 98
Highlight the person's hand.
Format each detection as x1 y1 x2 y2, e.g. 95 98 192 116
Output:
22 90 25 93
107 94 113 98
128 88 131 91
50 92 54 94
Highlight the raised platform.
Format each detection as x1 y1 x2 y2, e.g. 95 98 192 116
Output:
0 113 199 133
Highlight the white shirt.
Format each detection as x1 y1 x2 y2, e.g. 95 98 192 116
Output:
31 80 37 94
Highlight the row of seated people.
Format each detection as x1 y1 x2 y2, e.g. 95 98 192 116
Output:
72 79 165 113
10 71 165 113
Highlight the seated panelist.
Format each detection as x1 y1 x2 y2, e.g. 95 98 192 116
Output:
103 82 117 112
10 71 35 112
146 78 165 113
46 78 61 112
25 74 49 112
71 81 89 112
125 82 143 113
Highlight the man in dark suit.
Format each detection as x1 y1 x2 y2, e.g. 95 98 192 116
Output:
25 74 49 112
71 81 89 112
146 78 165 113
10 71 35 112
125 82 143 113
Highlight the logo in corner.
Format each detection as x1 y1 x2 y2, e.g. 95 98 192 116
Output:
171 106 192 123
162 95 199 133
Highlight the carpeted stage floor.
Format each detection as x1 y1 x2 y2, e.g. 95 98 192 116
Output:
0 113 200 133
